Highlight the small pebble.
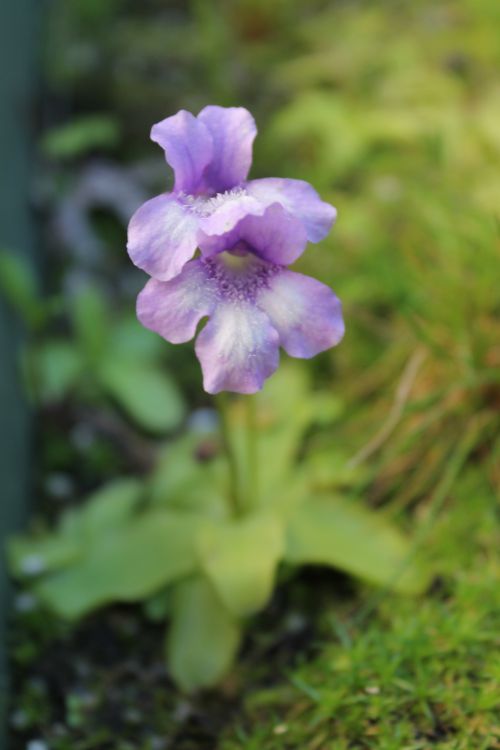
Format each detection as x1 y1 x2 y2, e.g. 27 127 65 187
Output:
20 555 45 576
74 658 91 678
284 612 307 633
10 710 29 730
188 407 218 434
173 700 192 723
44 473 74 500
124 707 142 724
273 724 288 735
14 593 38 613
51 723 67 738
70 423 95 451
27 740 48 750
28 678 46 693
149 737 168 750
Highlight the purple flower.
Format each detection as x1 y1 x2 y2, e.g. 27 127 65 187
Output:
127 106 336 281
137 204 344 394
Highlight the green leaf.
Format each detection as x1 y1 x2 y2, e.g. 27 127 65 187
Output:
70 285 109 363
284 496 429 594
230 364 316 503
64 477 145 535
167 576 241 692
196 513 284 616
144 588 170 622
150 435 226 517
41 115 120 159
98 356 186 433
0 251 44 329
7 534 81 579
109 315 164 360
8 479 144 581
36 511 201 618
304 449 367 491
309 392 344 426
32 340 84 402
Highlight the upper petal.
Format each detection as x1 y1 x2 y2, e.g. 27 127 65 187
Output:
256 270 344 358
127 193 199 281
198 203 308 265
246 177 337 243
151 110 213 194
198 190 268 238
197 106 257 192
137 260 216 344
195 303 280 394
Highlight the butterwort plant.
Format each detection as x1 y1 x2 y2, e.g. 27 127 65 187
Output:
9 107 428 693
129 103 345 525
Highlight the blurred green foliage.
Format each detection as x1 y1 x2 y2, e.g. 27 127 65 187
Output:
9 365 428 691
40 115 120 159
0 253 185 432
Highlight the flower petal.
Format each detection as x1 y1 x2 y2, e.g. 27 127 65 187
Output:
198 203 307 265
137 261 216 344
151 110 213 194
198 190 267 238
257 270 344 358
246 178 336 242
127 193 200 281
197 106 257 192
195 304 280 394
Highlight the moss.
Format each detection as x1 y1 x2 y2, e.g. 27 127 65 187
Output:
220 471 500 749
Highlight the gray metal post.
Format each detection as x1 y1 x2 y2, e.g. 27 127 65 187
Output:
0 1 42 742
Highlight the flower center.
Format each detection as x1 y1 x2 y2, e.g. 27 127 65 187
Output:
201 249 280 304
180 188 248 217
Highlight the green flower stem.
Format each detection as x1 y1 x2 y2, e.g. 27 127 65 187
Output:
215 393 242 517
245 394 258 510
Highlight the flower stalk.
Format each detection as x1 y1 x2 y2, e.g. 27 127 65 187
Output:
215 393 259 517
215 393 242 517
245 395 258 510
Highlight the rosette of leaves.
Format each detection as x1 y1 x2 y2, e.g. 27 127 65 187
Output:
8 366 430 691
0 252 185 433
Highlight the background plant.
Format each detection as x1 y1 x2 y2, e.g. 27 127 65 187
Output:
0 252 185 433
9 364 430 691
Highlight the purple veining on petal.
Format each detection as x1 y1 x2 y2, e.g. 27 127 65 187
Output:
127 193 200 281
197 106 257 193
136 241 344 394
200 252 281 305
256 269 345 358
136 260 216 344
246 177 337 243
150 110 213 195
195 303 280 394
